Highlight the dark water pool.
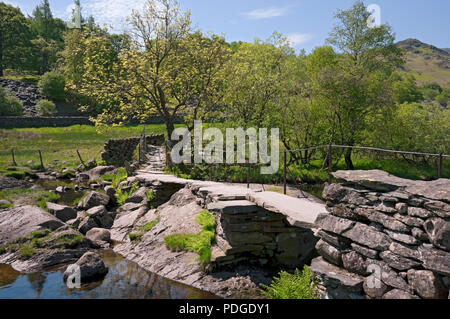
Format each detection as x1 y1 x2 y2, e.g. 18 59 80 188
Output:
0 250 219 299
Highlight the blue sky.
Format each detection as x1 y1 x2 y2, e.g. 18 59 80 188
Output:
4 0 450 52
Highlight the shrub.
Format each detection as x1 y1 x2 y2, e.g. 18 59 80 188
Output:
36 99 56 116
38 72 66 101
260 266 318 299
0 87 23 116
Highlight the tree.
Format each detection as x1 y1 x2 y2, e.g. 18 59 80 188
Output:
30 0 66 74
325 0 404 169
76 0 230 139
0 3 32 76
223 33 292 129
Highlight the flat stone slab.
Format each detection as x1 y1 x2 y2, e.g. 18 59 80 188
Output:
134 173 328 230
0 206 64 245
333 170 450 202
247 192 328 229
310 257 365 289
207 200 260 215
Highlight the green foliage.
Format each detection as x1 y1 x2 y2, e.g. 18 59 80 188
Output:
0 3 33 75
164 210 216 266
260 266 318 299
116 183 138 206
38 72 66 101
20 246 36 259
0 166 37 179
0 87 23 116
36 99 56 116
0 203 13 209
35 191 60 210
102 167 128 188
128 233 143 242
140 217 160 232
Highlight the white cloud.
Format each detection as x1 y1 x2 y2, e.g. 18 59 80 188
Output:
63 0 147 31
286 33 314 47
3 0 33 15
244 6 291 20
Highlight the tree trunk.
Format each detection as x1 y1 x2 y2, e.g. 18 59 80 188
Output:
164 117 175 148
345 147 354 170
0 42 3 77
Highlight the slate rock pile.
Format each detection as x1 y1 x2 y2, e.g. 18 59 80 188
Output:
311 170 450 299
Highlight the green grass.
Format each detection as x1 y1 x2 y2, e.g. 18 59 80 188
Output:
35 192 60 210
140 217 160 232
164 210 216 267
2 229 85 259
20 247 36 259
0 188 55 206
129 233 143 242
0 166 38 180
0 124 174 170
0 203 13 209
169 152 449 186
260 266 318 299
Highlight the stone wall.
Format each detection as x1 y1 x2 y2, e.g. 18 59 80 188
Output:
311 170 450 299
101 135 165 166
0 116 92 128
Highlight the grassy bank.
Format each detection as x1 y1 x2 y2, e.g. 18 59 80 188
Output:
0 124 173 170
1 124 448 184
169 154 449 188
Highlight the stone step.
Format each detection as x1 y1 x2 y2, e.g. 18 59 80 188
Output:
207 200 260 215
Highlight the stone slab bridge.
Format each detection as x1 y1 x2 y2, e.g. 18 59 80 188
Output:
126 171 328 268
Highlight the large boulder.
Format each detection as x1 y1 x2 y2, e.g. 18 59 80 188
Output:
382 289 419 299
310 257 365 299
78 206 114 234
63 252 108 283
125 187 149 204
86 228 111 247
78 192 110 210
424 218 450 252
0 206 64 245
46 202 77 222
407 269 448 299
83 166 116 181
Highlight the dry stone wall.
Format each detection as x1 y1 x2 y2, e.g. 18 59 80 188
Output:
311 170 450 299
101 135 165 166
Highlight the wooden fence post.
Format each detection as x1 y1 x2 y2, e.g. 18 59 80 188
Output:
11 149 17 166
247 161 250 189
38 150 44 170
328 143 333 183
76 150 85 168
438 153 443 178
284 150 287 195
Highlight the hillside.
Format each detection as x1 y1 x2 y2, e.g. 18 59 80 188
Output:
396 38 450 86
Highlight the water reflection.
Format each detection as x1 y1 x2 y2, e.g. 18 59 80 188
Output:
0 250 218 299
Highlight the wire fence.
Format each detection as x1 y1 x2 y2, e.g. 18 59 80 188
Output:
166 143 449 196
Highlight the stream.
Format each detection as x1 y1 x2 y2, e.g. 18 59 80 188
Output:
0 250 219 299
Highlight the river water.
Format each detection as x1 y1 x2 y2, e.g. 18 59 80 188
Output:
0 250 218 299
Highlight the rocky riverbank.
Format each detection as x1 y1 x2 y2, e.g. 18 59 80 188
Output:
0 164 327 298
